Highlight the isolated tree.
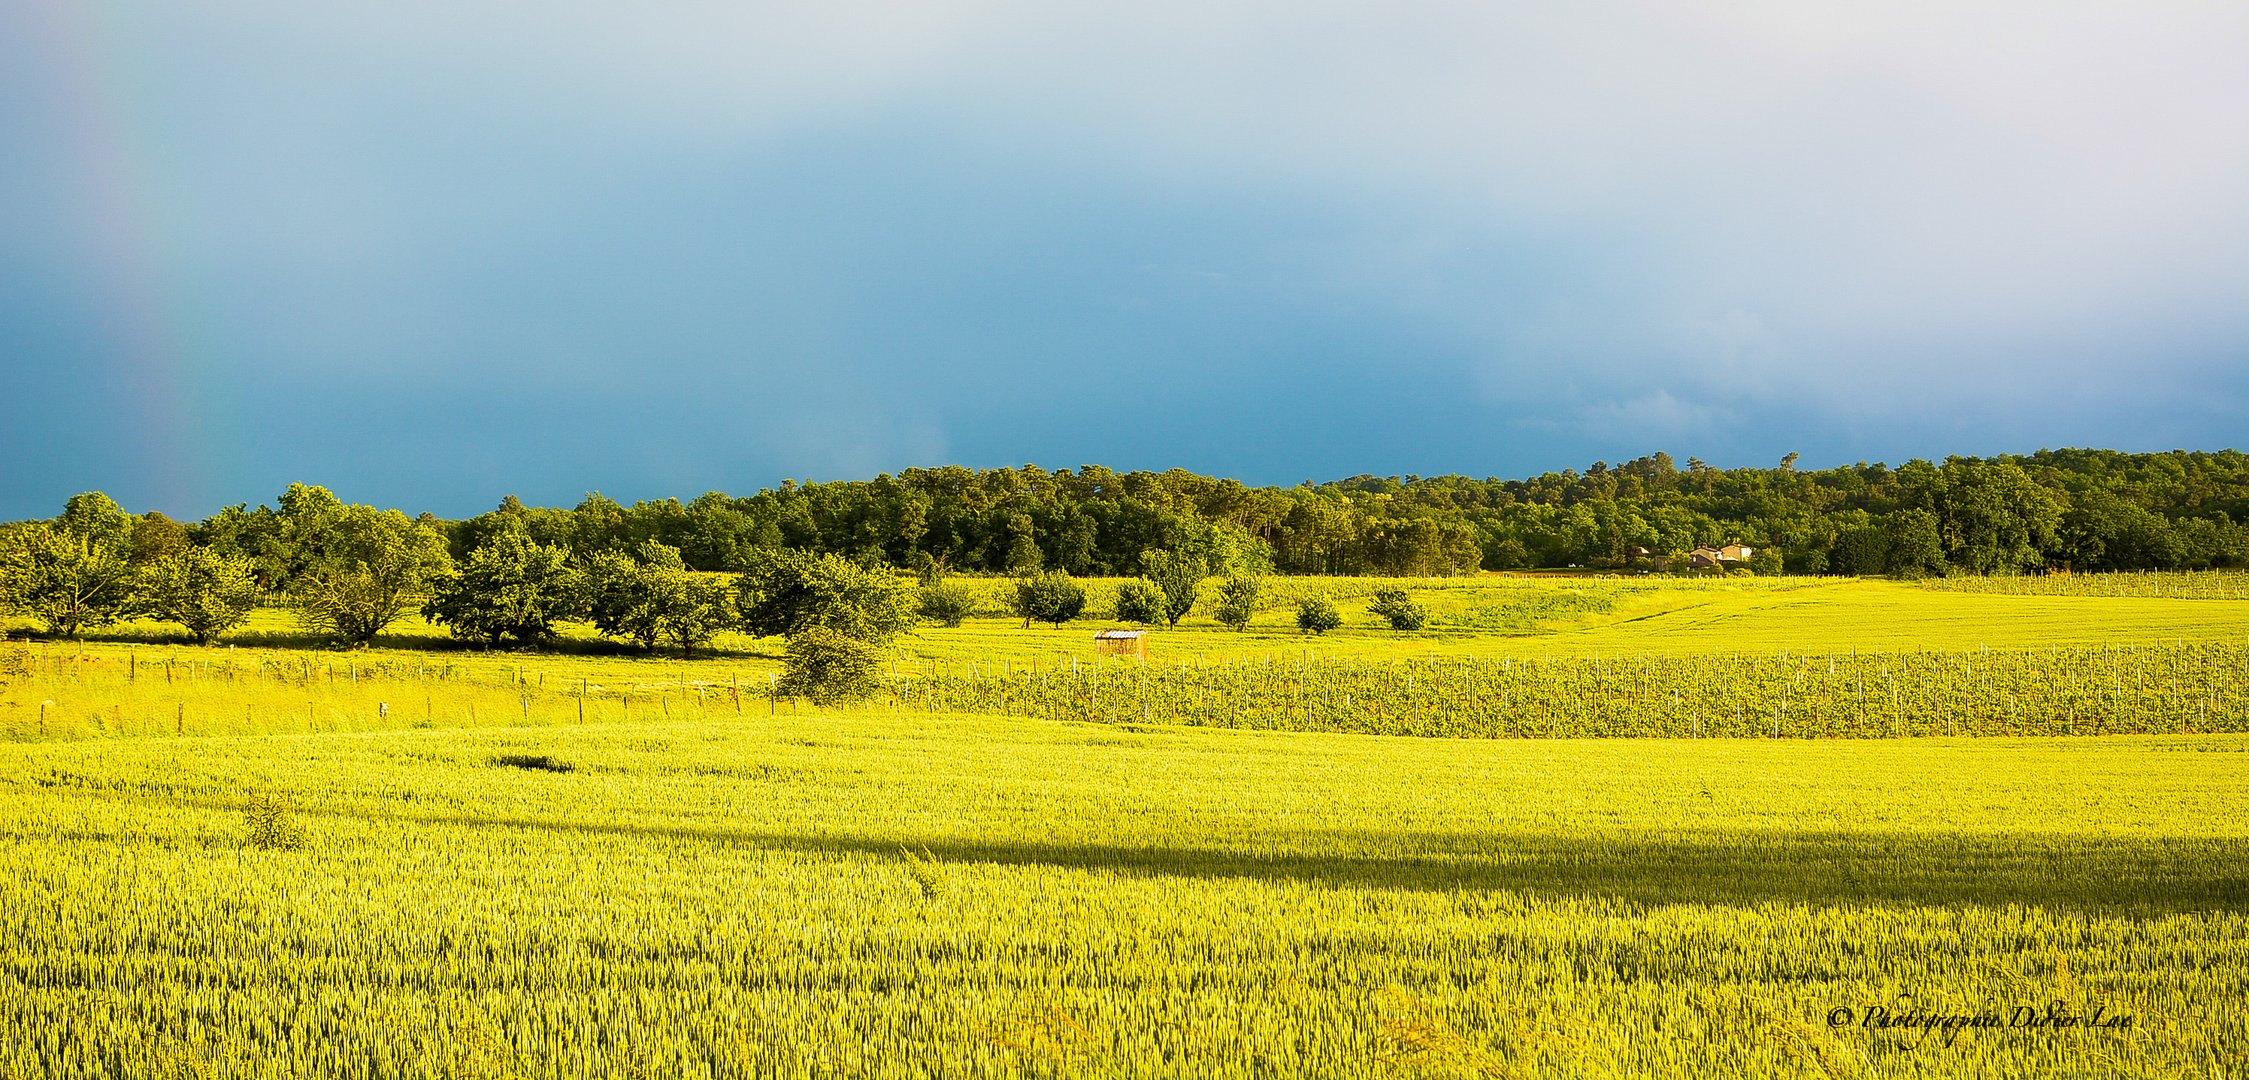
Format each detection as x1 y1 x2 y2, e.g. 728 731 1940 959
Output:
422 531 579 647
1139 550 1202 626
907 537 965 622
1113 579 1167 625
1012 571 1085 628
0 522 137 638
1295 595 1341 635
1213 575 1261 632
1368 588 1427 631
140 546 262 644
917 582 975 628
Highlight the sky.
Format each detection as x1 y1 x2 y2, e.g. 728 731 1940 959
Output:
3 1 2246 520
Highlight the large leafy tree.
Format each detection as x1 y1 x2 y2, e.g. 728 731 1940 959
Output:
582 541 735 655
0 521 137 638
423 530 579 647
738 548 913 701
1909 459 2063 575
140 546 262 644
277 487 452 645
0 493 148 638
736 549 914 643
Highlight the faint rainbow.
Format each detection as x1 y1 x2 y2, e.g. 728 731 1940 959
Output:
38 0 206 515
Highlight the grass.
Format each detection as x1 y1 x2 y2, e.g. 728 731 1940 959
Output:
0 712 2241 1077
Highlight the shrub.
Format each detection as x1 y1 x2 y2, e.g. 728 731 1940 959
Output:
1214 575 1262 631
243 791 306 851
1295 596 1341 635
919 583 975 628
776 628 886 704
900 845 947 900
1368 588 1427 631
1113 579 1167 624
1012 572 1086 628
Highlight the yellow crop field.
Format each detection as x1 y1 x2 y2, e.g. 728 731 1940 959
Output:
1 713 2242 1077
3 575 2246 1077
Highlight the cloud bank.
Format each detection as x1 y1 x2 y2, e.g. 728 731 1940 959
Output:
2 0 2244 515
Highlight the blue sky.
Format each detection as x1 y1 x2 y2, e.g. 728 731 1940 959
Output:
4 1 2246 519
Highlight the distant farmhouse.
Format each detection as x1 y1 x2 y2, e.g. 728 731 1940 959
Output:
1688 544 1754 570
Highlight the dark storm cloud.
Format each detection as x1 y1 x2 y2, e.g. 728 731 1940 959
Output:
3 0 2244 517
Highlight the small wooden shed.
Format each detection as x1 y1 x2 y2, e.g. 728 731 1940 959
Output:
1093 629 1147 659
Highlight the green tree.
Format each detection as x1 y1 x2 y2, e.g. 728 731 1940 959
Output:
280 497 452 646
736 549 915 701
1213 575 1261 631
1827 526 1889 576
737 549 916 642
917 583 975 628
1295 595 1341 635
1003 514 1043 575
580 549 667 650
1012 571 1086 628
583 542 733 654
140 546 262 644
661 575 736 658
1368 588 1427 631
422 532 579 647
0 523 137 638
57 492 135 554
1917 459 2062 574
1881 509 1946 579
1139 550 1202 626
1113 579 1167 625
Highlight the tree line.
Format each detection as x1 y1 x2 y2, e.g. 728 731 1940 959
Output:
3 448 2246 645
433 449 2249 576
